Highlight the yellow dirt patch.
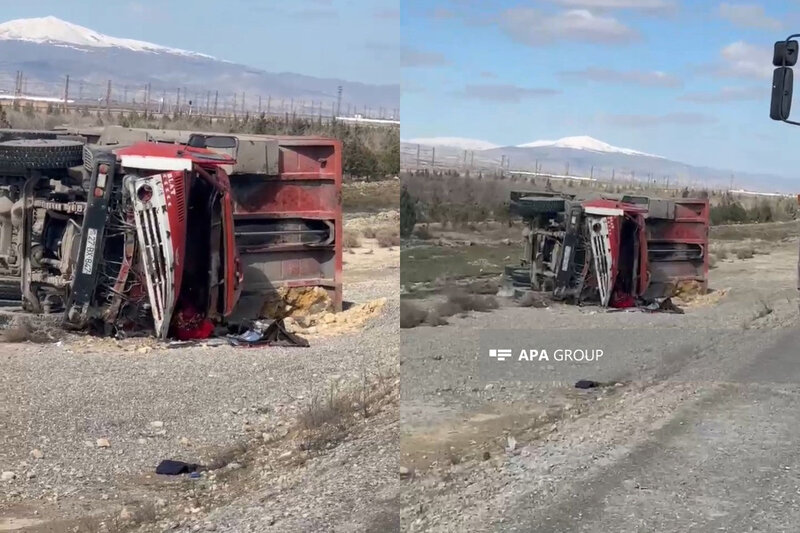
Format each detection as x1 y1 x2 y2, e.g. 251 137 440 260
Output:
261 286 333 319
284 298 387 336
673 280 728 308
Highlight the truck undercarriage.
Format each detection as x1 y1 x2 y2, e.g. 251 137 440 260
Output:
0 127 343 339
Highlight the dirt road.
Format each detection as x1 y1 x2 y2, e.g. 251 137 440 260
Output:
400 234 800 531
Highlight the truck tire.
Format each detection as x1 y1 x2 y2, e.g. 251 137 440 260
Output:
511 196 566 216
504 265 531 286
0 129 58 143
0 139 84 171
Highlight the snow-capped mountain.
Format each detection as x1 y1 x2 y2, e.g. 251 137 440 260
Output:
401 135 797 192
0 17 397 111
402 137 499 151
516 136 663 159
0 16 212 58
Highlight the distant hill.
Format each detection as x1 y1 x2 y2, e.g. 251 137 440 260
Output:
0 16 398 114
401 136 797 193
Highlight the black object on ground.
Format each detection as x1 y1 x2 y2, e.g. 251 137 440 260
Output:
575 379 600 389
156 459 201 475
227 318 309 348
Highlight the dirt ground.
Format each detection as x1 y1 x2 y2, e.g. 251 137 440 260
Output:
399 222 800 531
0 211 399 533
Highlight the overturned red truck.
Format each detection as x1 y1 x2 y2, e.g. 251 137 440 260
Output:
0 127 342 338
504 191 709 307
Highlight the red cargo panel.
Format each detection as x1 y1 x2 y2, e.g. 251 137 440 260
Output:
229 137 342 319
645 198 709 293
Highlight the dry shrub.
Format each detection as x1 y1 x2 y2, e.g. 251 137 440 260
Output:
708 255 718 269
297 369 397 451
466 279 499 295
400 300 428 328
423 308 448 327
343 230 362 249
413 225 433 240
445 290 499 312
735 246 755 260
0 318 58 343
376 229 401 248
362 227 378 239
517 291 548 308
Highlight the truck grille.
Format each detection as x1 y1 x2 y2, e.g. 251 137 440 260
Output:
136 206 167 324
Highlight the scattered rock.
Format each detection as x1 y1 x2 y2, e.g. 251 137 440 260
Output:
1 471 16 481
30 449 44 459
399 466 412 479
150 421 164 428
96 438 111 448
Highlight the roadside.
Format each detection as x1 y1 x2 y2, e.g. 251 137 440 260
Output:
399 221 800 531
0 204 399 533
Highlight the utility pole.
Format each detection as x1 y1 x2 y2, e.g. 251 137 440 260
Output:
258 95 262 114
416 144 420 169
266 95 271 115
63 75 70 111
213 90 219 115
431 147 435 169
336 85 343 117
105 80 111 112
176 87 181 112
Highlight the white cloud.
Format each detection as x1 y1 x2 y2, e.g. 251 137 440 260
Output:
679 86 764 103
717 41 773 79
718 3 781 30
456 83 560 102
560 67 682 87
499 8 640 46
544 0 675 12
401 47 449 68
604 112 717 127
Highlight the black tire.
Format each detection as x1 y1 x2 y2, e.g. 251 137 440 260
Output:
0 129 58 143
510 196 566 216
0 139 84 171
504 265 531 286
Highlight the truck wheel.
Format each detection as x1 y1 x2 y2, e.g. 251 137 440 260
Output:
0 139 84 171
510 196 566 215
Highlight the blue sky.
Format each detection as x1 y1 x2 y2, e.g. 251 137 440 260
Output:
401 0 800 177
0 0 398 85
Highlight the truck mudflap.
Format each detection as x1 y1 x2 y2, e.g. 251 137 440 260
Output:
128 172 186 338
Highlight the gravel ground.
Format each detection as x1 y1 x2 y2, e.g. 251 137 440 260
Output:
0 231 399 532
399 240 800 531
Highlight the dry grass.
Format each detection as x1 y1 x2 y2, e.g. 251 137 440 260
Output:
0 317 60 343
296 368 397 451
343 229 362 249
400 300 428 329
376 228 401 248
735 246 755 260
413 225 433 240
400 288 500 329
445 290 499 312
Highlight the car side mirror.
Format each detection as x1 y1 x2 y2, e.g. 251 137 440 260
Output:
771 67 793 121
773 40 798 66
